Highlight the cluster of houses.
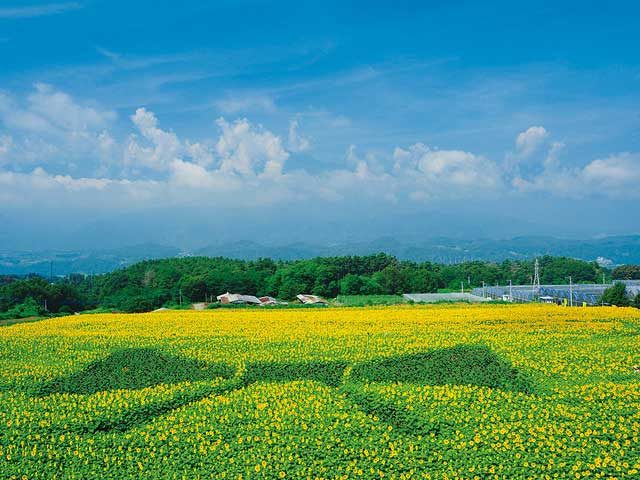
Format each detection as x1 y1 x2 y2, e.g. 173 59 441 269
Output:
215 292 328 306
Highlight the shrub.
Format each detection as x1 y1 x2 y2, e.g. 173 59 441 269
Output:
600 283 630 306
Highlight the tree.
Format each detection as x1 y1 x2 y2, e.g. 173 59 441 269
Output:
0 297 42 320
1 254 613 314
361 276 383 295
179 275 208 302
600 283 630 306
406 267 438 293
612 265 640 280
373 264 410 295
339 274 367 295
279 277 309 300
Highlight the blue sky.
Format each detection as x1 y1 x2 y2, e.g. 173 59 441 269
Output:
0 1 639 249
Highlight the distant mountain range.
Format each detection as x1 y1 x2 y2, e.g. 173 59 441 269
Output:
194 236 640 264
0 244 183 276
1 236 639 276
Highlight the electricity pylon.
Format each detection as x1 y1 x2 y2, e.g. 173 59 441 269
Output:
532 258 541 300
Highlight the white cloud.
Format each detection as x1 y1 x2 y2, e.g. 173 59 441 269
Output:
27 83 115 132
346 144 359 166
216 117 289 177
287 119 311 152
581 152 640 191
125 108 217 174
95 46 121 62
185 140 215 167
0 167 153 207
126 108 182 171
0 84 117 172
125 110 292 179
1 85 638 218
29 166 111 191
345 144 387 175
0 135 12 159
214 94 276 114
97 130 115 154
543 141 565 168
0 2 82 19
393 143 500 192
169 159 225 189
0 91 51 133
515 126 548 157
513 152 640 198
504 126 553 177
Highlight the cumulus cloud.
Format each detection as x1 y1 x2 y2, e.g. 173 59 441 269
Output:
515 126 548 157
185 141 215 167
0 84 117 172
126 108 182 171
393 143 500 199
125 111 291 179
1 85 638 219
124 108 216 175
543 141 565 168
513 152 640 198
0 166 159 208
0 83 115 135
581 152 640 191
29 83 115 131
169 159 226 189
287 119 311 153
504 125 554 178
216 117 289 177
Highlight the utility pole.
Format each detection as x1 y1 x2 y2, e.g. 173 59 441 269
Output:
509 279 513 303
482 281 486 298
569 276 573 307
532 258 541 299
460 282 464 294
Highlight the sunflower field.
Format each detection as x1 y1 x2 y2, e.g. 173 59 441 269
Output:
1 304 640 479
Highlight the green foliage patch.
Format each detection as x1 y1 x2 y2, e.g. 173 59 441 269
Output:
349 344 536 394
37 348 236 396
243 360 349 388
335 294 406 306
33 344 536 435
341 384 444 436
600 282 631 306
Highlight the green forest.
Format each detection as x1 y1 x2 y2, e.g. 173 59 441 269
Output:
1 254 638 317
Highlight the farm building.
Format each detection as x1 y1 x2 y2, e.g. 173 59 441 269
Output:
216 292 261 305
297 294 328 305
258 296 287 306
403 293 490 303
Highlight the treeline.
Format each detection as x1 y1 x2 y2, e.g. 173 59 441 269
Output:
0 275 87 319
612 264 640 280
1 254 625 315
